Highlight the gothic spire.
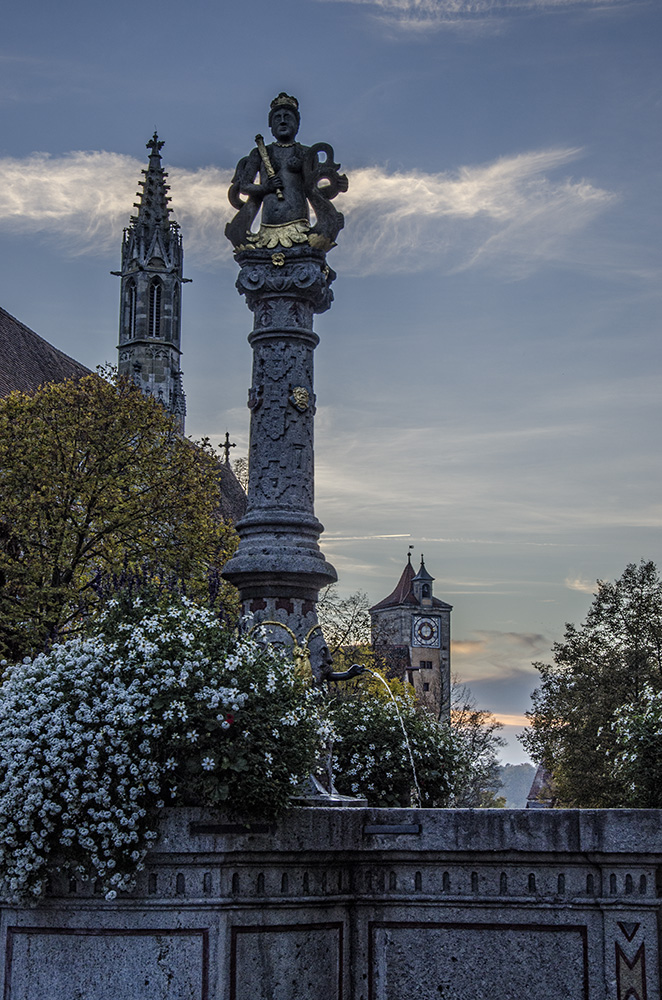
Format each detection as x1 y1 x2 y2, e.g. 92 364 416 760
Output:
132 132 173 231
115 134 187 433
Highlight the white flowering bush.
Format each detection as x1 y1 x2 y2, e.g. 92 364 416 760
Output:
0 599 322 902
328 676 461 807
609 685 662 807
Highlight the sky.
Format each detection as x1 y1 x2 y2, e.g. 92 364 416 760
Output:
1 0 660 763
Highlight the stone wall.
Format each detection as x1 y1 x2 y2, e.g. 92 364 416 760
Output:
1 807 660 999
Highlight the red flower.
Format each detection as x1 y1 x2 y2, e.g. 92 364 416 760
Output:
225 714 234 725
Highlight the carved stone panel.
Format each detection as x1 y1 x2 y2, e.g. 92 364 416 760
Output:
4 926 208 1000
369 922 588 1000
230 922 343 1000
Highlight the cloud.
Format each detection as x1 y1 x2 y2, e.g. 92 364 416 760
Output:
493 713 531 727
339 149 614 276
451 629 550 680
0 147 614 278
0 150 234 262
565 574 597 594
317 0 632 32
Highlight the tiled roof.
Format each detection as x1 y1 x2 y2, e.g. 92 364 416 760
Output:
526 765 555 808
370 556 452 612
370 558 417 611
0 306 91 397
217 463 247 523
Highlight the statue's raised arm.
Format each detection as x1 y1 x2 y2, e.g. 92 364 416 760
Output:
225 93 348 253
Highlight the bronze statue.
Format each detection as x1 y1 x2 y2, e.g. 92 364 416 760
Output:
226 93 348 253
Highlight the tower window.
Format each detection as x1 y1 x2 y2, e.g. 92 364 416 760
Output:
422 584 431 598
419 660 433 669
149 280 162 337
172 284 180 342
126 281 137 340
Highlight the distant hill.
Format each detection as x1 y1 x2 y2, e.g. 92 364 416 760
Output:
497 763 535 808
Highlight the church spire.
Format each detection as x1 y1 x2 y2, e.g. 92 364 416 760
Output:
134 132 172 230
115 133 188 433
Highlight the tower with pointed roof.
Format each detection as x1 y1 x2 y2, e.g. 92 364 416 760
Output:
115 133 186 432
370 554 452 721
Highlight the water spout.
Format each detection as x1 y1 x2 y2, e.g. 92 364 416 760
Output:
365 669 422 809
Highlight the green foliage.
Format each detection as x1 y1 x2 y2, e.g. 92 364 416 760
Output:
0 599 322 901
450 685 505 807
610 688 662 808
521 560 662 806
327 673 461 807
0 371 238 660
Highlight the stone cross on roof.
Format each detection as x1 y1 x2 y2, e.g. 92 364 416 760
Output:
222 431 236 464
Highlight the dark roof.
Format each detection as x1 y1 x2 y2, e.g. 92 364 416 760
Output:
526 765 555 808
217 462 247 522
413 556 434 583
0 306 91 397
370 555 452 613
370 558 417 611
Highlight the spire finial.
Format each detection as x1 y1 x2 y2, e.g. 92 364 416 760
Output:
147 131 165 157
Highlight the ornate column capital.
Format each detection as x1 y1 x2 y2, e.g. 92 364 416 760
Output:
235 247 335 316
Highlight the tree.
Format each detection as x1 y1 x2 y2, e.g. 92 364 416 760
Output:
450 683 505 807
0 371 238 660
232 455 249 492
521 560 662 807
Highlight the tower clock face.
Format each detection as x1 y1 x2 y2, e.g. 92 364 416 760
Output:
412 616 440 648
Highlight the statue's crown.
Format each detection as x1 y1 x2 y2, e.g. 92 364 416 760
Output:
270 92 299 114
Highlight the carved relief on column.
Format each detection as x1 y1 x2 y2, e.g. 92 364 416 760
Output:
246 338 316 513
616 922 647 1000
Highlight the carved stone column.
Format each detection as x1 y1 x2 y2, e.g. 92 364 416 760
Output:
221 245 337 640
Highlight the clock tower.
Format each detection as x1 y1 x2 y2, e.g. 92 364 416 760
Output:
370 554 452 722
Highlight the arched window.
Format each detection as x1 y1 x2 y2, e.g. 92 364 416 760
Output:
422 584 431 598
172 284 180 342
125 280 137 341
149 279 162 337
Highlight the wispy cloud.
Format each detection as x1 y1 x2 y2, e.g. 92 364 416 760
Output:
317 0 633 33
451 628 550 680
0 147 614 278
339 149 614 276
565 573 597 594
493 713 531 727
0 151 233 260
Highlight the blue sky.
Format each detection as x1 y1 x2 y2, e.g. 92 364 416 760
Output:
1 0 660 762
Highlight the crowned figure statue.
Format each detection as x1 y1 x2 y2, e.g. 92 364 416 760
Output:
225 93 348 253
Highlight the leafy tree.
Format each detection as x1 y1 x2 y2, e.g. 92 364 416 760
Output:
521 560 662 807
450 683 505 807
610 687 662 807
0 371 238 660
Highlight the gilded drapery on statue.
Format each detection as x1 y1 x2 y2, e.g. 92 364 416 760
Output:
225 93 349 253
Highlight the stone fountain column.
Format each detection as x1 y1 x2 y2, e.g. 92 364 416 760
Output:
221 245 337 639
221 93 347 653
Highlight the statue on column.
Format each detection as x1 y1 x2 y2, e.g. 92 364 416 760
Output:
225 93 348 253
